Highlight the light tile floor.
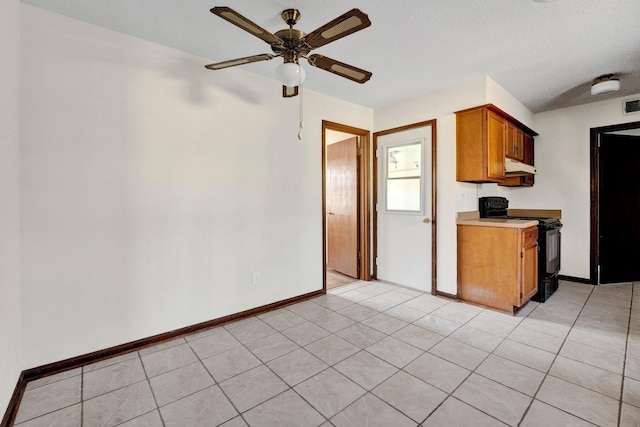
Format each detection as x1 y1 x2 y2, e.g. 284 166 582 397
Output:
12 280 640 426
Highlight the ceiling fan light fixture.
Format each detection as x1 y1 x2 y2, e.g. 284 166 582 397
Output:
591 74 620 95
276 62 306 87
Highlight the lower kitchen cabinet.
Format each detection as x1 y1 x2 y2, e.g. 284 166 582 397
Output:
457 225 538 313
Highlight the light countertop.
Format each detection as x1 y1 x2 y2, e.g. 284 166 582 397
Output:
456 211 538 229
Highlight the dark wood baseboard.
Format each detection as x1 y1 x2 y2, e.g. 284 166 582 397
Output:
559 275 593 285
1 372 25 427
1 289 324 427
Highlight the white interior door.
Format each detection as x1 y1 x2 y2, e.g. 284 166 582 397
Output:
376 125 432 292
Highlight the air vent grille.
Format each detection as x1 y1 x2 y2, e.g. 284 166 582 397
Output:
623 98 640 115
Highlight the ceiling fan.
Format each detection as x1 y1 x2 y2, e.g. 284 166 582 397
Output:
204 6 373 97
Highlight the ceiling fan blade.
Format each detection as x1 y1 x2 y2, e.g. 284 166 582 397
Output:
304 9 371 49
210 7 282 45
307 54 372 83
205 54 274 70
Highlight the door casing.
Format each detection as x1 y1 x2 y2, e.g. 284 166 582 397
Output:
373 119 438 295
326 137 359 278
322 121 371 291
590 120 640 284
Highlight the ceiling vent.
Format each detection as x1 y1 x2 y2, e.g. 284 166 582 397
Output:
623 98 640 115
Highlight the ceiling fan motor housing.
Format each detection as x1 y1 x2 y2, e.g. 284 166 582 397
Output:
272 29 310 62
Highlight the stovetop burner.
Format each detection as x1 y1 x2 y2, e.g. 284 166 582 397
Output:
479 196 561 229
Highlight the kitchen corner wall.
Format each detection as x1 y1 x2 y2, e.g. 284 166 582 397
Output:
374 76 534 295
19 5 373 369
490 94 640 280
0 0 23 413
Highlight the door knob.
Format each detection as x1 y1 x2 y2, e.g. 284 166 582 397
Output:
423 217 431 223
328 212 335 215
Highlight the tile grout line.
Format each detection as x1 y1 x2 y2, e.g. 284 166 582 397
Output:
330 285 529 425
516 283 613 426
137 350 167 427
187 336 252 426
14 280 638 426
282 288 441 424
342 283 630 426
80 366 84 427
618 282 636 427
426 299 537 426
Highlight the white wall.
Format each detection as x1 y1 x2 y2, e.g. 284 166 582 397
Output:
489 94 640 279
0 0 23 414
19 5 373 368
373 76 534 295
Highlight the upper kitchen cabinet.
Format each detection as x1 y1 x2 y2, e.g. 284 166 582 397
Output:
456 106 505 183
501 133 535 187
456 104 538 184
505 121 524 162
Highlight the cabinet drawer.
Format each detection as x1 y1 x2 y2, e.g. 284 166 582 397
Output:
522 226 538 245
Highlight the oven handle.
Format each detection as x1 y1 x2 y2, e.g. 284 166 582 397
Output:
545 223 563 231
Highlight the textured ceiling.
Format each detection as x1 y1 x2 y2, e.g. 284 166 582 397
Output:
20 0 640 112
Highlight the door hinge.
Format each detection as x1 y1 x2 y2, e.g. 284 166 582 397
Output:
358 251 361 259
520 251 524 258
520 292 523 299
375 256 379 265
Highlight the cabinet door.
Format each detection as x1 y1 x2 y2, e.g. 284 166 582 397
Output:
505 122 524 161
520 240 538 305
499 132 534 187
486 110 506 180
505 122 516 159
514 127 524 162
521 134 535 186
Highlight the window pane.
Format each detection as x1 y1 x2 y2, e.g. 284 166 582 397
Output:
387 143 421 179
387 177 421 212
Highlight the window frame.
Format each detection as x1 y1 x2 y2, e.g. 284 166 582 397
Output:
382 138 426 215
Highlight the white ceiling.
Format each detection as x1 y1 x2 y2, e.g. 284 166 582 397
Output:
20 0 640 112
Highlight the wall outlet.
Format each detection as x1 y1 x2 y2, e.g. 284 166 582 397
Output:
252 271 260 285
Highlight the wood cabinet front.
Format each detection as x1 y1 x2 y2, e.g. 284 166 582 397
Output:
456 104 537 185
456 107 505 183
505 121 524 162
500 133 535 187
457 224 538 313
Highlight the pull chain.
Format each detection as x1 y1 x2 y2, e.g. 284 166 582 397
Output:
297 63 304 141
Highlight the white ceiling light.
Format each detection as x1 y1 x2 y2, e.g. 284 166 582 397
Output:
591 74 620 95
275 62 306 87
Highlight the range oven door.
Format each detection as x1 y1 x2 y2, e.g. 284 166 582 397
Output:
545 225 561 276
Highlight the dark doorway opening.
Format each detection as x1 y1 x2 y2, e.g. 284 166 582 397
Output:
590 120 640 284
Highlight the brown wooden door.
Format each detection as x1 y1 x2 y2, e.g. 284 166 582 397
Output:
327 137 359 278
599 133 640 283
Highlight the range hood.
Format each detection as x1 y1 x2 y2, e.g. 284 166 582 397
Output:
505 158 537 176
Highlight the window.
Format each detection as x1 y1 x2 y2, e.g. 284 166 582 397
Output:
384 140 423 213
